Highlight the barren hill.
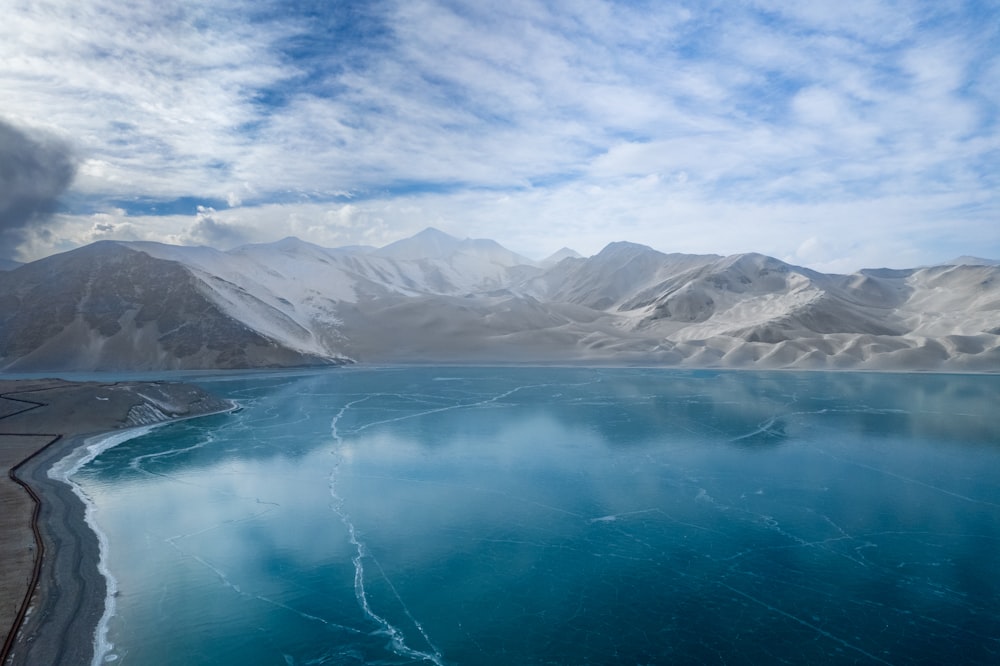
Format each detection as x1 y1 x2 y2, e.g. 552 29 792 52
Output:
2 229 998 371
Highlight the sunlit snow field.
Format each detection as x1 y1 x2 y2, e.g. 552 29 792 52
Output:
74 367 1000 665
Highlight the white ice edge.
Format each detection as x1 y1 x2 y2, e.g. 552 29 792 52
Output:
45 400 238 666
48 425 155 666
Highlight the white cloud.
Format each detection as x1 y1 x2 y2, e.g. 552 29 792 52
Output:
0 0 299 199
169 206 251 248
1 0 998 266
23 177 996 275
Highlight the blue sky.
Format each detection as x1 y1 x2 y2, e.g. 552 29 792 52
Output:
1 0 998 271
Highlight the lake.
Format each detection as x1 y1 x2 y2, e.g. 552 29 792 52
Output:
72 367 1000 664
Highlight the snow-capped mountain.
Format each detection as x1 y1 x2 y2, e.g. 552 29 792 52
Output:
540 247 583 268
1 228 998 371
946 256 1000 267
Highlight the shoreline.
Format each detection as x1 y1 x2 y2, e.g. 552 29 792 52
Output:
7 430 110 666
2 364 996 664
49 427 163 666
0 380 232 666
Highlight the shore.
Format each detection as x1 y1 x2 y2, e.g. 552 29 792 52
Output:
0 379 231 666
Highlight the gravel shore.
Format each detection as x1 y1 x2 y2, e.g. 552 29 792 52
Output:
0 379 230 666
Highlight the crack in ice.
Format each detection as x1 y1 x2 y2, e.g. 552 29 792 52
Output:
329 397 445 665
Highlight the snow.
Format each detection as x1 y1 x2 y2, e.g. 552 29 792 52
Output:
15 230 994 372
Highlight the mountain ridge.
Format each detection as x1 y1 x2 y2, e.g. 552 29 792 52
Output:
1 230 998 372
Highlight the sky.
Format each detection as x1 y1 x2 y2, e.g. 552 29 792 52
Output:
1 0 998 272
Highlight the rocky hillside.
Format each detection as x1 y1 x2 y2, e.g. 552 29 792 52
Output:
1 229 998 371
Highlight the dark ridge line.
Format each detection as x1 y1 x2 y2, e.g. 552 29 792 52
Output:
0 388 62 666
2 435 61 666
0 399 47 421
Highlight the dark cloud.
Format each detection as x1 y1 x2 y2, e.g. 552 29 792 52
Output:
0 119 77 259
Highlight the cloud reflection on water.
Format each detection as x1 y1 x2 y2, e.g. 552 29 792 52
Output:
77 368 1000 665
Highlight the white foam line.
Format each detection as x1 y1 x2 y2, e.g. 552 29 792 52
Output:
589 508 664 523
46 402 239 666
163 540 363 636
716 581 894 665
324 383 584 663
126 460 283 506
49 425 156 666
730 415 785 442
338 517 444 665
344 384 545 435
127 432 216 471
820 449 1000 509
125 431 281 507
369 555 444 660
329 398 444 666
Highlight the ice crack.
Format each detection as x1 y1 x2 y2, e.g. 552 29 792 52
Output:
329 397 445 665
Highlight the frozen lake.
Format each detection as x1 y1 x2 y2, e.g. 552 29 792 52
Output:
73 367 1000 664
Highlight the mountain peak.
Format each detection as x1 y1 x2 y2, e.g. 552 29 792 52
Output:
5 234 1000 372
413 226 459 241
595 241 660 259
375 227 463 260
946 255 1000 267
541 247 583 267
272 235 311 247
235 236 325 252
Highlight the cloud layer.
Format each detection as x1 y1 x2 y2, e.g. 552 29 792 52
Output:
1 0 997 270
0 119 77 260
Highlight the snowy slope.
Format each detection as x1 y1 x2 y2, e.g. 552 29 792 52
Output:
541 247 583 268
0 242 343 370
521 242 721 311
2 229 999 371
945 256 1000 267
127 239 349 358
373 227 539 293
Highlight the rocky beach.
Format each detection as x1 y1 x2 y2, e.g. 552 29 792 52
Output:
0 379 230 665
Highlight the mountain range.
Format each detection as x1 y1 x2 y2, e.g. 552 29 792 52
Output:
2 227 998 371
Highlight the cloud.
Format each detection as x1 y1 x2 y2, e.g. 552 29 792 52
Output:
1 1 998 267
0 118 78 259
0 1 300 201
17 173 997 274
176 206 251 248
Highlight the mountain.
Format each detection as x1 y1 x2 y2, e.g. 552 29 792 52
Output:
0 259 22 272
1 230 998 371
372 227 538 293
0 242 344 370
946 256 1000 267
375 227 463 260
375 226 534 268
541 247 582 267
524 242 722 311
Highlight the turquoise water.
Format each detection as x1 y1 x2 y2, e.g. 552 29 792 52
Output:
74 367 1000 665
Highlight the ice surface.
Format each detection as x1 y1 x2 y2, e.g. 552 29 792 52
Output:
68 368 1000 665
49 427 154 666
